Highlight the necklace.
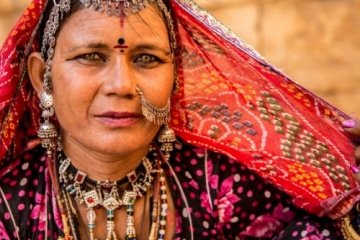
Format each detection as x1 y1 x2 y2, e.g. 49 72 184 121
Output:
57 148 168 240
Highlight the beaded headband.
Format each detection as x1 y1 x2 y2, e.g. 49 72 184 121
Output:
41 0 176 92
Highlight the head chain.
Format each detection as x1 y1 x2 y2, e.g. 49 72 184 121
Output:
41 0 71 92
40 0 177 92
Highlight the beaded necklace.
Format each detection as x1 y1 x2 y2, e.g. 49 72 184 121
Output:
57 148 168 240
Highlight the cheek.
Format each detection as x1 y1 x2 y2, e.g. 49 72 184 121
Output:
51 65 95 116
146 65 174 100
163 65 175 97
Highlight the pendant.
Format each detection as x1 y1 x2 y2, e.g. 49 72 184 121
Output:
125 204 136 240
102 195 121 211
105 210 118 240
84 189 101 208
87 208 96 240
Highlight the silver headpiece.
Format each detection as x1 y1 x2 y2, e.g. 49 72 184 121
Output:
81 0 154 16
41 0 176 91
41 0 71 92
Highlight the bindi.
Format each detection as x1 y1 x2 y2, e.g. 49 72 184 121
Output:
114 37 128 53
118 38 125 45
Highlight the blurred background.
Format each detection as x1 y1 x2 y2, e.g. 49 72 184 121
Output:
1 0 359 114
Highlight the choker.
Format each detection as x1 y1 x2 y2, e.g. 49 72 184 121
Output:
57 148 168 240
58 151 155 209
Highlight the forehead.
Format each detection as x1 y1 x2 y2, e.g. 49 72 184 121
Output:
57 5 169 44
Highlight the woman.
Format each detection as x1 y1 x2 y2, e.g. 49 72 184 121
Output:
0 0 360 239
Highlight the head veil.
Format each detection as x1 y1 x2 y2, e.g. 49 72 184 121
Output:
0 0 358 219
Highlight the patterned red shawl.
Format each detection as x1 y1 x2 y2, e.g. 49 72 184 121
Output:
0 0 358 219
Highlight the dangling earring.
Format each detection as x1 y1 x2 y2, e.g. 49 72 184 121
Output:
38 91 58 157
136 87 175 161
158 125 176 161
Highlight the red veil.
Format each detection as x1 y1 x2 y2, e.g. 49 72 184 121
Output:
0 0 358 219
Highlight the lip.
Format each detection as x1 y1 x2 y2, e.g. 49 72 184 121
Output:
94 111 142 127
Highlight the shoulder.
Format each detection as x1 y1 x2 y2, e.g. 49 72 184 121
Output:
168 138 292 205
168 138 267 185
169 138 228 168
167 138 224 183
167 138 295 238
168 139 246 198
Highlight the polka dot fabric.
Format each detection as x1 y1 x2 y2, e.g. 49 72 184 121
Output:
0 148 62 239
0 140 342 239
166 139 342 239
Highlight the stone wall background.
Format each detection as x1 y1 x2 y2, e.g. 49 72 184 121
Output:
1 0 359 114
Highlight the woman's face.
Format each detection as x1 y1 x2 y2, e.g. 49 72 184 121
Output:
50 6 174 157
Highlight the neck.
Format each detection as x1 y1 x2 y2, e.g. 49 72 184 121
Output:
61 137 150 182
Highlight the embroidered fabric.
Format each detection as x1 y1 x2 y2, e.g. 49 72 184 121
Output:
0 0 358 223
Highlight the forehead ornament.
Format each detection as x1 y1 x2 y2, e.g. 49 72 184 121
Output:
81 0 155 16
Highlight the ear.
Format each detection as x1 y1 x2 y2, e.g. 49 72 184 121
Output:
27 52 46 96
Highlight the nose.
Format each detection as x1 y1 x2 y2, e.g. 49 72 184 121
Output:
101 57 136 97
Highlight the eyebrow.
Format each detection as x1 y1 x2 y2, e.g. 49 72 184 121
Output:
131 44 171 56
67 43 109 53
67 43 171 55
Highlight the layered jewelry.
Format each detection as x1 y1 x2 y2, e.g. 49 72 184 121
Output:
57 147 168 240
39 2 176 238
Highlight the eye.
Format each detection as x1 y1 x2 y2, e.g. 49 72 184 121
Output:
76 52 107 63
133 54 164 68
136 55 157 62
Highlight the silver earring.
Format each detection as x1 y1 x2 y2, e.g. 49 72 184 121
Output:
157 125 176 161
136 87 170 125
38 91 58 156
